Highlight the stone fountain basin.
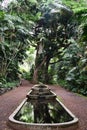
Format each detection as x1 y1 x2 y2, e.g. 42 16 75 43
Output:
26 90 57 100
8 91 78 130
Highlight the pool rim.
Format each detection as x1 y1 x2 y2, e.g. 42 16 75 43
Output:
8 92 78 128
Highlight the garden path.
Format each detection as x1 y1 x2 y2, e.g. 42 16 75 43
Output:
0 80 87 130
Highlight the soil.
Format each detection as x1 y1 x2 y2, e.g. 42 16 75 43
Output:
0 80 87 130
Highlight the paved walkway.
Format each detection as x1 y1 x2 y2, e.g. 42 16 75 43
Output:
0 80 87 130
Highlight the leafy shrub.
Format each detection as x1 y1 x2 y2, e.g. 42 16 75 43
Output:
0 80 20 95
66 65 87 96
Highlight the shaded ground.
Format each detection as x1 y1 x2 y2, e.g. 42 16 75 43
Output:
0 80 87 130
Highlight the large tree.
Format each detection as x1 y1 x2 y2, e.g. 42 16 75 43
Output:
32 0 76 83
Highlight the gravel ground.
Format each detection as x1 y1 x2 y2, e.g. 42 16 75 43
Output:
0 80 87 130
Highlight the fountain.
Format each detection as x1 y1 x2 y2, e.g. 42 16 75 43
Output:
8 84 78 130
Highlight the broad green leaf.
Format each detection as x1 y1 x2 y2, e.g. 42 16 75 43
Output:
0 10 5 20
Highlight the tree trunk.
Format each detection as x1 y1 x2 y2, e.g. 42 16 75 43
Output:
44 58 50 83
33 56 47 83
33 68 38 84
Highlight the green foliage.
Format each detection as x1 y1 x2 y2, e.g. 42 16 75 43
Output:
66 65 87 96
33 0 76 83
0 0 87 97
22 65 34 81
22 71 31 81
2 81 19 88
0 80 20 95
57 0 87 96
0 14 28 81
0 0 35 84
0 10 5 20
62 0 87 12
57 39 87 96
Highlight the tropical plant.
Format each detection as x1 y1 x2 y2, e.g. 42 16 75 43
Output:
0 0 36 82
57 0 87 96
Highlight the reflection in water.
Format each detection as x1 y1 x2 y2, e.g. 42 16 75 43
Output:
15 100 73 123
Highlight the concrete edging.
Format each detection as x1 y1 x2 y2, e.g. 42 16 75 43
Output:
8 92 79 130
